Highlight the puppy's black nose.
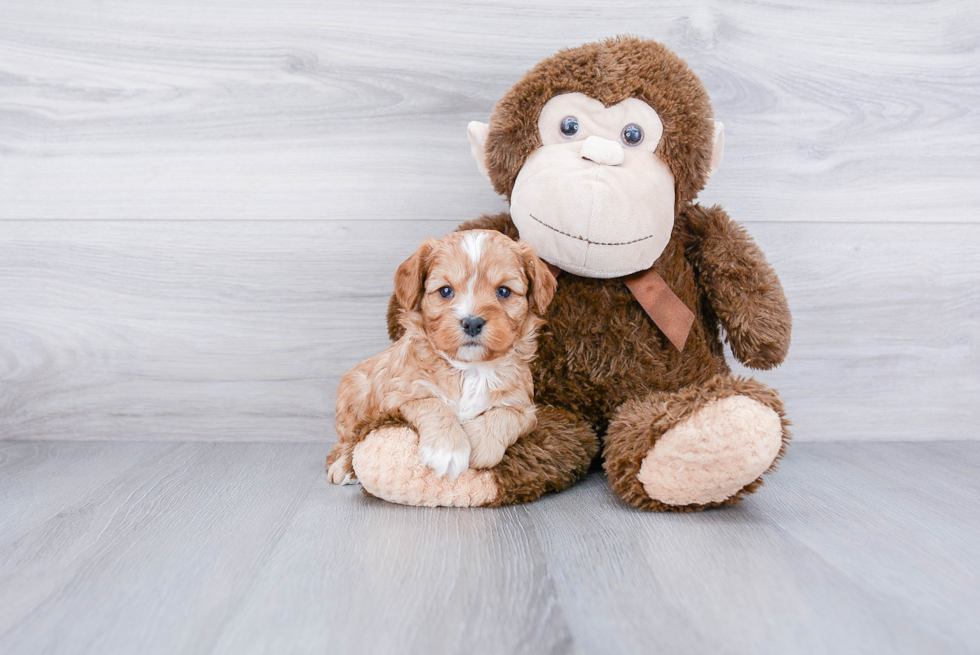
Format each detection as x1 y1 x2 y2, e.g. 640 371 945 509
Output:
461 316 486 337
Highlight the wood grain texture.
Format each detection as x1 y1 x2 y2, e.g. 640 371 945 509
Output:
1 220 977 442
1 0 978 221
0 441 322 654
525 469 950 653
529 440 980 653
211 478 573 655
0 440 177 549
0 441 977 654
732 221 980 441
758 441 980 649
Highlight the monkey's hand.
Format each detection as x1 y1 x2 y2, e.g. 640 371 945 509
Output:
682 204 792 370
401 399 471 479
464 405 537 469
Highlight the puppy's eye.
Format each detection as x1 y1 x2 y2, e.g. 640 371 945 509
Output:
560 116 579 138
621 123 643 146
496 286 512 299
438 286 454 298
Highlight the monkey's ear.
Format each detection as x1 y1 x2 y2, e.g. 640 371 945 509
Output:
394 239 435 313
519 242 557 314
708 121 725 179
467 121 491 182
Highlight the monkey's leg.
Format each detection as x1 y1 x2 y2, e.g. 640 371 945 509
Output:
603 375 790 511
487 405 597 506
350 407 597 507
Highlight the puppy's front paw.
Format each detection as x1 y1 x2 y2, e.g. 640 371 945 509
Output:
327 457 357 485
468 440 507 469
464 419 508 469
419 441 471 479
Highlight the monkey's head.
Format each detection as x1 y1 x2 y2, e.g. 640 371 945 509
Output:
468 37 724 278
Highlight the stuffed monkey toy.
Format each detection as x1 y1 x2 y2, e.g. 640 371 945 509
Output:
345 36 792 511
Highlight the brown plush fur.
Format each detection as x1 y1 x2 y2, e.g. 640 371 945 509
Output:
489 405 599 507
383 37 792 510
681 205 791 369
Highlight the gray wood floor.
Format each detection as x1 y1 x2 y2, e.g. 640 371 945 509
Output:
1 441 977 654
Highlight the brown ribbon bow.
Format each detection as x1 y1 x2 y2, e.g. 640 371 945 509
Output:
545 263 694 351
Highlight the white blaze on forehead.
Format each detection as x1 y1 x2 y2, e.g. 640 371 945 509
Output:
455 232 486 320
461 231 487 265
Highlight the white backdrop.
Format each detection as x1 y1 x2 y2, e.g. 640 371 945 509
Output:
1 0 978 441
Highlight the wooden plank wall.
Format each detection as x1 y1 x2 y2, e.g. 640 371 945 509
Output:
1 0 978 441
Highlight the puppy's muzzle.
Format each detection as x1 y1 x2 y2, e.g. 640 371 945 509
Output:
461 316 486 337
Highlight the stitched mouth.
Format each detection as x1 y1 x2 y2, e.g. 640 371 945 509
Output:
529 214 656 247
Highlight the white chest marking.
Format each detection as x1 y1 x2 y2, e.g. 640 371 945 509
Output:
456 366 495 422
416 365 495 421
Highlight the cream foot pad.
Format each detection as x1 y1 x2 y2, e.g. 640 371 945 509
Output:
352 427 499 508
637 395 783 506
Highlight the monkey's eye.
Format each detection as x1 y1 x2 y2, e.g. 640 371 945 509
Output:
559 116 579 138
621 123 643 146
496 286 512 299
438 286 454 298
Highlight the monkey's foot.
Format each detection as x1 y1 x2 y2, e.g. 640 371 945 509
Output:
351 427 499 507
604 376 790 511
638 395 782 506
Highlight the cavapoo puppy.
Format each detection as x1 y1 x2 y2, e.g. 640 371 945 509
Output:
326 230 557 484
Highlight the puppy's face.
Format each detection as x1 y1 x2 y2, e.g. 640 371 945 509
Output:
394 230 557 362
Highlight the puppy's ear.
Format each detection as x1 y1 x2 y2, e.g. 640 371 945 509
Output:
519 242 557 314
394 239 435 312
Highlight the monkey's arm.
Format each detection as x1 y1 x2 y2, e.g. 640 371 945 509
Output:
386 213 519 341
681 204 791 370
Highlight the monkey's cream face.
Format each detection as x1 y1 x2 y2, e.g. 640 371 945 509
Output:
509 92 676 278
